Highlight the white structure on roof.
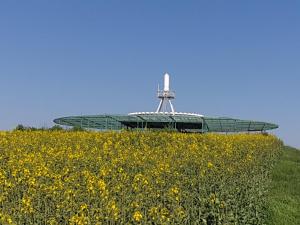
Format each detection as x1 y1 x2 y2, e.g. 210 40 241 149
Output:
156 73 176 114
129 73 204 117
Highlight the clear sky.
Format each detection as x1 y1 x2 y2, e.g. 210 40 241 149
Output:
0 1 299 148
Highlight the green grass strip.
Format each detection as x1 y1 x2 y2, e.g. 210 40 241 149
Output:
266 146 300 225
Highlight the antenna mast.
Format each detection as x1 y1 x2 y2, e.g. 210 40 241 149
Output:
156 73 175 114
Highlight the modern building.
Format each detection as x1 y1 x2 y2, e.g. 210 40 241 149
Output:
54 74 278 133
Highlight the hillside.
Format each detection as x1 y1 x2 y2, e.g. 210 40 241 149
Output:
266 146 300 224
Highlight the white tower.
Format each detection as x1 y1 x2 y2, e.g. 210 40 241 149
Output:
156 73 175 114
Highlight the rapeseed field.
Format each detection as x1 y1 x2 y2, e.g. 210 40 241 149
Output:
0 131 282 224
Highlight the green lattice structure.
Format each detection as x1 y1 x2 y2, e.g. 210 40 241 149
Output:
53 113 278 133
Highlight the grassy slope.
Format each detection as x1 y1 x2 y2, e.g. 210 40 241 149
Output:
266 146 300 225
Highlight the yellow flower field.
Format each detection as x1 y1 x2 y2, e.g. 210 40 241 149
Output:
0 131 282 224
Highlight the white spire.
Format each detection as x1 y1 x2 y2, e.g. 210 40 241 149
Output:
156 73 175 114
164 73 170 91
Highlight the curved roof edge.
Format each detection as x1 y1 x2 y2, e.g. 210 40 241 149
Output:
53 114 278 133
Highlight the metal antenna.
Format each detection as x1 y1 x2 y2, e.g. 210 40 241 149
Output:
156 73 175 114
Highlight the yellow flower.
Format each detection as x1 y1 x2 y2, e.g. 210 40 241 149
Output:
98 179 106 191
80 203 88 211
133 211 143 222
21 196 34 213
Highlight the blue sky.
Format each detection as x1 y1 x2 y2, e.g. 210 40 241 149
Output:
0 1 299 148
